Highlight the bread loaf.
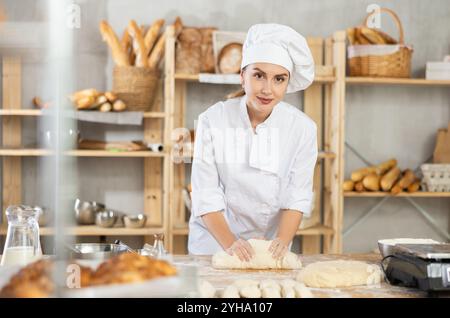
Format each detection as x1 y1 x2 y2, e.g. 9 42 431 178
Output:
99 102 112 112
200 27 217 73
112 99 126 112
375 158 397 175
175 27 202 74
218 43 243 74
381 167 401 191
407 180 421 193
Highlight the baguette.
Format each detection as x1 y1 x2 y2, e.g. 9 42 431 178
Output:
121 29 135 65
354 182 365 192
362 173 380 191
346 28 356 45
360 27 386 44
144 19 165 56
343 180 355 192
355 27 370 44
148 17 183 70
380 166 401 191
351 166 377 182
99 20 130 66
127 20 149 67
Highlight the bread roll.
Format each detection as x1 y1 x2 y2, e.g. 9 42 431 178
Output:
360 27 386 44
375 158 397 175
99 102 112 112
343 180 355 192
112 99 126 112
355 28 370 44
381 167 401 191
127 20 149 67
391 169 416 194
351 166 377 182
104 91 118 103
407 180 421 193
76 96 96 110
362 173 380 191
144 19 165 56
70 88 99 103
354 182 365 192
99 20 130 66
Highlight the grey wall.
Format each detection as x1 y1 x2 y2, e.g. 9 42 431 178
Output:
1 0 449 252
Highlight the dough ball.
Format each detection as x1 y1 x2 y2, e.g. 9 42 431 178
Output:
198 279 216 298
239 285 261 298
222 285 240 298
259 279 280 291
232 279 259 289
279 279 297 289
261 287 281 298
280 286 295 298
297 260 382 288
293 282 314 298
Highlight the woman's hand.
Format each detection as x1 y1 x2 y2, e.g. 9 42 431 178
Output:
268 237 288 259
226 239 255 262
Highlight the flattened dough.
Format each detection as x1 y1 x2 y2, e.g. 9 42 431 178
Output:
296 260 382 288
212 239 302 269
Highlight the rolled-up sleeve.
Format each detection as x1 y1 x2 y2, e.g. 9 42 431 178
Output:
279 122 318 217
190 113 226 217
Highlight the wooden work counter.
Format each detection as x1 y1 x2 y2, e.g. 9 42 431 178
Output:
172 253 428 298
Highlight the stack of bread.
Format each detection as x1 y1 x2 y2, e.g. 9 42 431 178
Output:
69 89 126 112
99 17 182 69
344 159 421 194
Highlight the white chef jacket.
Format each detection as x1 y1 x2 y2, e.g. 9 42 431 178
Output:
188 95 318 255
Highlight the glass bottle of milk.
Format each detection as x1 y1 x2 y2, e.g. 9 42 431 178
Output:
1 205 43 267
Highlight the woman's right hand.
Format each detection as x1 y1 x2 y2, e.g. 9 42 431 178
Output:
225 239 254 262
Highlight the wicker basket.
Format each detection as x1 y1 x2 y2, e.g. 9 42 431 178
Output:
113 66 160 111
348 8 413 78
421 164 450 192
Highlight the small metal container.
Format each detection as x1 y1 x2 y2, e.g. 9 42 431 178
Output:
95 210 117 228
70 243 128 260
123 214 147 228
74 199 105 225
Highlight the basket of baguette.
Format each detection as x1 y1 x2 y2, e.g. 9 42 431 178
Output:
347 8 413 78
343 158 421 194
99 18 183 111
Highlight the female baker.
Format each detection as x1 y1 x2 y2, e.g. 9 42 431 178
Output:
188 23 318 261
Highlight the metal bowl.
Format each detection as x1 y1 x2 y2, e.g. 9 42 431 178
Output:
123 214 147 228
70 243 128 260
95 210 117 228
74 199 105 225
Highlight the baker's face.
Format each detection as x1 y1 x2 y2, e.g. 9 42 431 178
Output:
240 63 289 114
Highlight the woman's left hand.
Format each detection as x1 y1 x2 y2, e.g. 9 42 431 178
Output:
268 237 288 259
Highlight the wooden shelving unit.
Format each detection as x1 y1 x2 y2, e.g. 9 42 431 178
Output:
0 56 170 241
166 28 346 254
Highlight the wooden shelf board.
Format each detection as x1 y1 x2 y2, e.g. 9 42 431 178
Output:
0 109 166 118
0 226 165 236
344 191 450 198
346 77 450 86
0 149 166 157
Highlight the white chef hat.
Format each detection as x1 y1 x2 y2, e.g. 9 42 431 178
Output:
241 23 315 93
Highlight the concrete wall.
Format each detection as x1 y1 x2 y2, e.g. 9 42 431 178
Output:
1 0 449 252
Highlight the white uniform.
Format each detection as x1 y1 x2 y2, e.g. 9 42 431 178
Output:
188 95 318 255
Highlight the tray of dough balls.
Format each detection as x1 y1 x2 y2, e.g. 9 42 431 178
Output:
192 239 384 298
0 253 199 298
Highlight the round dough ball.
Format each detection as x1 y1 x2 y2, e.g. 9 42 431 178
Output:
239 285 261 298
198 279 216 298
261 287 281 298
222 285 240 298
